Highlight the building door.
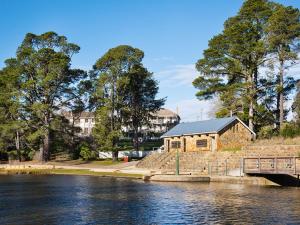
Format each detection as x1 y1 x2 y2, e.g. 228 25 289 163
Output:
211 137 216 152
183 138 186 152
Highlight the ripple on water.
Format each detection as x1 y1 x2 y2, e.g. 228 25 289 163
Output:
0 175 299 224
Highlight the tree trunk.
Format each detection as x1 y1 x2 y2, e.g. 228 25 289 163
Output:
133 126 139 151
276 89 280 129
249 99 254 132
248 72 255 132
112 151 118 161
42 130 50 162
279 60 284 130
15 131 21 162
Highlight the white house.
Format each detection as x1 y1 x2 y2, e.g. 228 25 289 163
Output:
62 108 180 137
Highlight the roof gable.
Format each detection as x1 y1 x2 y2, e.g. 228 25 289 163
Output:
161 116 255 138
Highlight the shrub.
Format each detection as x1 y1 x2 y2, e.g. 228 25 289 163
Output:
257 125 278 139
280 123 300 138
7 150 18 160
79 143 96 160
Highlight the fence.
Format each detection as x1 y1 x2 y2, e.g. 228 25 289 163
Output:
98 150 156 159
207 159 244 177
243 157 300 175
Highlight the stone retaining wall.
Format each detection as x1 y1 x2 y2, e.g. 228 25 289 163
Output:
137 145 300 175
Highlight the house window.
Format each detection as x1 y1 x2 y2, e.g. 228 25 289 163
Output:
158 117 164 124
196 139 208 148
171 141 181 149
84 128 89 134
85 118 89 123
92 118 95 123
74 119 80 125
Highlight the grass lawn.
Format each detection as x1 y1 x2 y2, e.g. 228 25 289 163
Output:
50 159 124 166
0 168 143 179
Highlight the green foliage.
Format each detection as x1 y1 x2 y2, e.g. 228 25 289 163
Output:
15 32 86 161
79 142 96 160
121 64 165 150
0 32 88 162
7 150 19 160
280 123 300 138
292 82 300 122
90 46 144 157
90 45 164 158
257 125 278 139
194 0 272 131
194 0 300 133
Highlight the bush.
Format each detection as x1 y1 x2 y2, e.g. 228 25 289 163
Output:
257 125 278 139
280 123 300 138
79 143 96 160
7 150 18 160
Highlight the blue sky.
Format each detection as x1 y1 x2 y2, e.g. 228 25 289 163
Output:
1 0 300 121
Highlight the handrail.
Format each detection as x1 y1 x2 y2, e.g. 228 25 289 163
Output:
243 156 300 175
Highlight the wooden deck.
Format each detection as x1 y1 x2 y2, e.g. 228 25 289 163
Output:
243 157 300 175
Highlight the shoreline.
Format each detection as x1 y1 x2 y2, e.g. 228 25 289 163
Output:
1 163 298 186
0 168 144 179
0 167 287 187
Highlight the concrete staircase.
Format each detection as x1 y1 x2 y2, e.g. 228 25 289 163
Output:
137 151 243 175
136 151 175 170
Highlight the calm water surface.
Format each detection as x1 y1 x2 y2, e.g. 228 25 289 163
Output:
0 175 299 225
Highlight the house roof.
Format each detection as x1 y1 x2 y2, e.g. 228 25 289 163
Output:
62 111 95 118
161 116 255 138
62 108 180 119
153 108 179 118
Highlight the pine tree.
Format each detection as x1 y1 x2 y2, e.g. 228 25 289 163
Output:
194 0 272 132
16 32 86 161
91 45 144 161
266 4 300 129
0 59 23 160
121 64 165 151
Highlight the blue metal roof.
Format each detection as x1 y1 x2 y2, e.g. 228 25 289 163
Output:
161 116 241 138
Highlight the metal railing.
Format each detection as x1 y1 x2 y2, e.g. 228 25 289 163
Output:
208 159 244 176
243 157 300 175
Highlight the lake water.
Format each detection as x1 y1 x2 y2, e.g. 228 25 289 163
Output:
0 175 299 225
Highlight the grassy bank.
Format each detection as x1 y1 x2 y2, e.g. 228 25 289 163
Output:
50 159 124 166
252 136 300 145
0 168 143 179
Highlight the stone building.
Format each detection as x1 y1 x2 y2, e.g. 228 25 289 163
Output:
63 108 180 137
161 116 255 152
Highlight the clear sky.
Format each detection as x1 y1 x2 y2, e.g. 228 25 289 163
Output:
1 0 299 121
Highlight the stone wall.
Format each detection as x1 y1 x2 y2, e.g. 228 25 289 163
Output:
218 120 253 150
137 144 300 176
164 134 216 152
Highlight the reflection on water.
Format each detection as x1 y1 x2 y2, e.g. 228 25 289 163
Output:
0 175 299 224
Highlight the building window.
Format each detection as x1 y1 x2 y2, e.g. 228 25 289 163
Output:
158 117 164 124
92 118 95 123
84 128 89 134
74 119 80 125
85 118 89 123
196 139 208 148
171 141 181 149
